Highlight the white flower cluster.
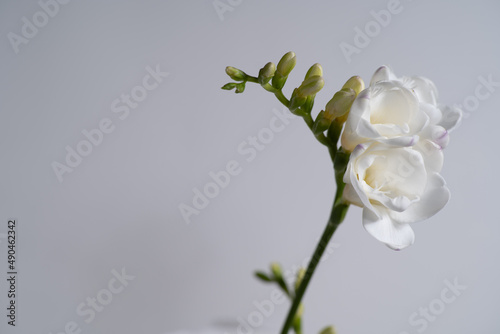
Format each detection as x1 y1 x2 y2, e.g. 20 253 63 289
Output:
341 66 462 250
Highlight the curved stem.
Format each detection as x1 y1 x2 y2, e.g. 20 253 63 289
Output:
274 90 290 107
280 201 349 334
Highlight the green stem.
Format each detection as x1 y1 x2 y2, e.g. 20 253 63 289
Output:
279 201 349 334
274 90 290 107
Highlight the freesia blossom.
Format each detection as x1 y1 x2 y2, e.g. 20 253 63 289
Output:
343 142 450 250
370 66 462 149
341 66 462 249
341 66 462 152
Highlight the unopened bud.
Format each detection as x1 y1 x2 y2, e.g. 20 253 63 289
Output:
295 268 306 291
276 51 296 77
312 110 332 134
297 75 325 97
235 82 246 93
305 63 323 79
272 52 296 90
319 326 337 334
221 83 237 91
225 66 248 81
258 62 276 85
324 88 356 122
290 88 308 110
342 76 365 95
270 262 283 279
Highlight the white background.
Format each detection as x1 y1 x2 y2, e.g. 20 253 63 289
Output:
1 1 499 334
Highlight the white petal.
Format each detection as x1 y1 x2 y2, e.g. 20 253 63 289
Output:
370 82 417 128
420 103 443 125
438 104 463 131
408 103 430 134
370 65 396 85
413 140 444 173
363 206 415 250
420 125 449 149
378 135 418 147
341 90 375 151
362 145 427 198
389 173 450 224
370 193 418 213
344 145 377 213
405 76 439 105
342 184 364 207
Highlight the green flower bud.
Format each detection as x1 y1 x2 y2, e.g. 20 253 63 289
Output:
305 63 323 79
297 75 325 97
342 76 365 95
276 51 296 77
258 62 276 85
295 268 306 291
225 66 248 81
324 88 356 122
221 83 237 91
302 95 315 114
272 52 296 90
319 326 336 334
312 110 332 134
295 303 304 319
235 82 246 93
270 262 283 279
290 88 308 110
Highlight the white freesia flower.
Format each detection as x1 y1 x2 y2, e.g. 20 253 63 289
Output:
343 142 450 250
341 66 462 152
341 77 429 152
370 66 463 149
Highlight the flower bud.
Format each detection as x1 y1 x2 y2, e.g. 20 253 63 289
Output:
270 262 283 279
319 326 337 334
235 82 246 93
290 88 308 110
312 110 332 134
272 52 296 90
295 303 304 319
305 63 323 79
342 76 365 95
294 268 306 291
225 66 248 81
297 75 325 97
258 62 276 85
276 51 296 77
221 83 237 91
324 88 356 122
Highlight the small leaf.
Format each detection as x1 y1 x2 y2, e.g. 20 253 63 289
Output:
254 271 273 282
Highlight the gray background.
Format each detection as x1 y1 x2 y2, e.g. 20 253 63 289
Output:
1 0 499 333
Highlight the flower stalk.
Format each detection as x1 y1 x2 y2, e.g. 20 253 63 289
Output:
222 52 358 334
280 202 349 334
